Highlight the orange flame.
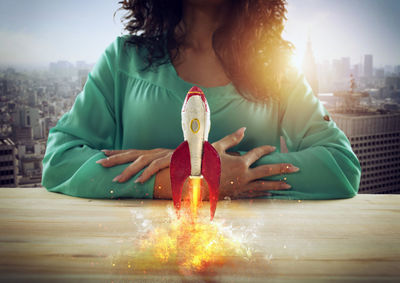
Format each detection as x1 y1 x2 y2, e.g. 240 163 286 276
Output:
189 176 202 219
140 213 247 272
135 177 251 273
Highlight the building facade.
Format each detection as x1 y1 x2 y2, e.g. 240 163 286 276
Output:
0 138 18 187
364 54 373 78
331 112 400 193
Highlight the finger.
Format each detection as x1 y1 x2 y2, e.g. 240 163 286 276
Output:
102 148 165 157
249 163 300 180
101 149 132 156
242 145 276 167
227 151 240 156
212 127 246 152
245 180 292 191
114 151 170 183
113 156 151 183
237 191 272 198
99 149 169 167
136 154 172 183
97 151 140 167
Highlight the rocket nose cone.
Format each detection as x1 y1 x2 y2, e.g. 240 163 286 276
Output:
183 86 208 112
188 86 204 94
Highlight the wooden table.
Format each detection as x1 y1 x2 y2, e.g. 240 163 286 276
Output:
0 188 399 282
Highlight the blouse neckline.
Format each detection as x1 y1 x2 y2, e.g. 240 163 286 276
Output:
165 58 236 98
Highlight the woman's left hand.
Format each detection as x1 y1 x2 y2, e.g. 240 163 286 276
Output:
96 148 173 183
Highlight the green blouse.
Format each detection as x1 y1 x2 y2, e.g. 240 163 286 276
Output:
42 36 361 200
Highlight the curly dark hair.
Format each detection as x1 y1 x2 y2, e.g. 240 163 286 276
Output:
116 0 294 102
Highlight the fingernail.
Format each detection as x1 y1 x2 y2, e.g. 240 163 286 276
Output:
237 127 246 136
113 175 122 182
134 176 142 183
96 159 104 164
271 146 276 151
281 183 291 189
289 165 300 172
101 149 109 155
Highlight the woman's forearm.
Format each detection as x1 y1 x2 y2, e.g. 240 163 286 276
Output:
153 168 172 199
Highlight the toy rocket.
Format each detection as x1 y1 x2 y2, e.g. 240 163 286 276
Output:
170 86 221 220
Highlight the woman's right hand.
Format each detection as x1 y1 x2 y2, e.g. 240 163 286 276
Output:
209 127 299 199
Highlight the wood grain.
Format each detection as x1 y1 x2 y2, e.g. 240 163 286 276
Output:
0 188 399 282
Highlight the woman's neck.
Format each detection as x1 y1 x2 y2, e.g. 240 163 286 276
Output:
178 1 230 51
171 1 231 88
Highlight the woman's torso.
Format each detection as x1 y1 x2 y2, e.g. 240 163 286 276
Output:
112 40 282 152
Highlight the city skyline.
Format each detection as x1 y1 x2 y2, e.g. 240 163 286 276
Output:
0 0 399 68
284 0 400 68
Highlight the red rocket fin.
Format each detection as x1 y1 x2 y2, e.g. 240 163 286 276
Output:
201 141 221 220
170 141 191 215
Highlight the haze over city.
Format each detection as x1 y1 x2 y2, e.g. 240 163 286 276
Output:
0 0 399 68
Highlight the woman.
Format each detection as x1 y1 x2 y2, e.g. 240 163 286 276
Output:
42 0 361 200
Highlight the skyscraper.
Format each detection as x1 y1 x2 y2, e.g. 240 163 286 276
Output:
332 113 400 193
302 37 319 96
0 138 18 187
341 57 351 79
395 65 400 75
331 77 400 194
364 54 373 78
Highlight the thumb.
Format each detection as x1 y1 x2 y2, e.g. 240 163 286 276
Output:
212 127 246 152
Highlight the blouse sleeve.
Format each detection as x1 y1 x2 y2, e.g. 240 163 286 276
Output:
41 37 155 199
241 70 361 199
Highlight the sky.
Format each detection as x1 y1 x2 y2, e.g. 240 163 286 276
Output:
0 0 399 69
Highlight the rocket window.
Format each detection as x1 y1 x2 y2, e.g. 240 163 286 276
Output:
190 118 200 133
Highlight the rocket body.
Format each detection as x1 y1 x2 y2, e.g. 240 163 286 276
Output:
181 89 210 176
170 86 221 220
